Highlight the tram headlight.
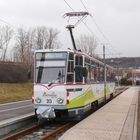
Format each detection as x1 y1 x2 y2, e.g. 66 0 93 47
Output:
57 98 64 104
35 97 42 103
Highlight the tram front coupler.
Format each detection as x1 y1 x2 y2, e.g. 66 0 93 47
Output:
36 106 56 119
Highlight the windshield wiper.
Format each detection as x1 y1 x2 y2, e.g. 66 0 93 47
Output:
48 79 58 87
48 70 64 87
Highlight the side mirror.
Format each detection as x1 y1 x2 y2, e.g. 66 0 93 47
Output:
83 67 87 77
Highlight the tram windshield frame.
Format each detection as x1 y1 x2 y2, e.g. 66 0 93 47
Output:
35 52 68 84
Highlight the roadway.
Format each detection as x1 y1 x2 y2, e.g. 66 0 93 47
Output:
0 100 34 122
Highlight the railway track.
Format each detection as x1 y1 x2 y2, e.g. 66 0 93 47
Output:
2 86 129 140
3 122 74 140
114 86 129 97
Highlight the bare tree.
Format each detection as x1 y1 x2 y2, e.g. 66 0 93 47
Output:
76 34 97 56
24 28 35 70
13 27 35 80
15 27 27 62
14 27 34 64
14 26 60 59
47 28 60 49
35 26 48 49
0 26 13 61
35 26 60 49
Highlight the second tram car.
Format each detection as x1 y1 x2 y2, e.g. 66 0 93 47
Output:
32 49 115 119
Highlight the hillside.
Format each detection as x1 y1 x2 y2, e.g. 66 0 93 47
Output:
106 57 140 69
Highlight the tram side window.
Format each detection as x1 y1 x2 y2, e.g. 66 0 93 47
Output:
97 64 100 81
112 71 115 81
94 67 98 82
100 67 104 82
106 68 112 82
67 53 74 83
84 58 91 83
91 66 95 82
85 64 91 83
109 70 111 82
69 53 74 60
91 62 95 82
75 56 83 83
106 68 109 82
111 71 115 81
75 56 83 66
97 65 104 82
93 63 101 82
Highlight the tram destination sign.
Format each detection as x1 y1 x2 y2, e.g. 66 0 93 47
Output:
36 52 67 60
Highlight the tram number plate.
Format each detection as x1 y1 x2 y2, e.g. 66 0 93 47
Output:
46 99 52 104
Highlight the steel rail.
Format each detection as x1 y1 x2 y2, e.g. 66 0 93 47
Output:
40 123 73 140
2 123 44 140
2 122 73 140
114 86 129 97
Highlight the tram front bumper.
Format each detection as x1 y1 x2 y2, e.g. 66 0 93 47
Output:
36 106 56 119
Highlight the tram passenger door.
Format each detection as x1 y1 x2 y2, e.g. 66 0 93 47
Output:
74 55 83 84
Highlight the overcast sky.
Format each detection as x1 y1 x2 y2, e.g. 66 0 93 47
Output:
0 0 140 58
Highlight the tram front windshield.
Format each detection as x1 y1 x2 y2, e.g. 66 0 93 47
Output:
35 52 67 84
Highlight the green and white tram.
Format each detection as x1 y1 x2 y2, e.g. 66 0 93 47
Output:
33 49 115 119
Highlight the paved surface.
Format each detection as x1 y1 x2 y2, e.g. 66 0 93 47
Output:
0 100 34 122
59 87 138 140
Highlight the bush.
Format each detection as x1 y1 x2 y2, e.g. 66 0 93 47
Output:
0 62 28 83
120 78 132 85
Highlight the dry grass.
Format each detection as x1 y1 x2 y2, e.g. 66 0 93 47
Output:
0 83 33 104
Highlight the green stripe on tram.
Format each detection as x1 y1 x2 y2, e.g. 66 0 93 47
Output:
66 87 95 108
66 85 112 109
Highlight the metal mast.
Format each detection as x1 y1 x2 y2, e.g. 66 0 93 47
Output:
66 25 76 50
103 45 106 102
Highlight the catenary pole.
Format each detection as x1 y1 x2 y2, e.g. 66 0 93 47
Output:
103 45 106 102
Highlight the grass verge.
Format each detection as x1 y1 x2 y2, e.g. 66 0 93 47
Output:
0 83 33 104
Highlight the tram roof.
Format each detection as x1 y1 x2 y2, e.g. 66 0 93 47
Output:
34 49 73 53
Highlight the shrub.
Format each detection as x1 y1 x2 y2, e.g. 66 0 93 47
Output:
0 62 28 83
120 78 132 85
